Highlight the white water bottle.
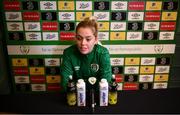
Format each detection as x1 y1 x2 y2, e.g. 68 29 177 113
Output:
76 79 86 106
99 79 109 106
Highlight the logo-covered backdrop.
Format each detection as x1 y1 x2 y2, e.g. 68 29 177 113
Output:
1 0 179 92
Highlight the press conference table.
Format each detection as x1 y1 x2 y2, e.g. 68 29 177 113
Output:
0 88 180 114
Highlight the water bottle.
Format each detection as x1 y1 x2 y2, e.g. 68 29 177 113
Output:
108 74 118 105
99 79 108 106
66 75 76 106
76 79 86 106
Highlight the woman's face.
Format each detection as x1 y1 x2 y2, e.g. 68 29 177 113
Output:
76 27 97 55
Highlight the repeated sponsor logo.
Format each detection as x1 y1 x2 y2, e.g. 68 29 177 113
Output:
59 12 75 21
12 58 28 67
47 84 61 91
58 1 74 10
128 1 145 10
45 58 60 66
7 44 175 55
76 12 92 21
59 22 75 31
5 12 22 21
23 12 40 21
159 32 174 40
141 57 156 65
46 67 60 75
94 12 109 21
22 1 38 10
13 67 29 75
145 12 161 21
8 45 69 55
139 75 154 82
110 58 124 66
125 57 140 65
128 12 144 21
154 74 169 82
15 76 29 84
124 66 139 74
43 32 58 41
31 84 46 91
40 1 57 10
16 84 31 92
111 12 126 21
143 32 158 40
76 1 92 10
111 1 127 11
123 83 138 90
128 22 143 31
7 22 23 31
127 32 142 40
162 12 177 21
115 74 124 82
112 66 123 74
139 83 152 90
30 76 46 83
46 76 61 83
24 22 40 31
104 44 175 54
146 1 162 11
144 22 159 31
42 22 58 31
25 32 41 41
117 83 123 91
98 32 109 41
155 66 170 73
110 22 126 31
140 66 155 74
163 2 178 11
98 22 109 31
94 1 109 10
160 22 176 31
8 32 24 41
60 32 75 41
153 82 168 89
41 12 57 21
156 57 170 65
124 74 138 82
4 1 21 10
29 67 45 75
29 59 44 66
110 32 126 40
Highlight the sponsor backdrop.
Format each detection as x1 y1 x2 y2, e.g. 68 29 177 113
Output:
1 0 179 92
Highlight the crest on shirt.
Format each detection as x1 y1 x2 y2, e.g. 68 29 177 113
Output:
91 64 99 72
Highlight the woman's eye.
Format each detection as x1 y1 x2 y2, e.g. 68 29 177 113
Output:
86 39 91 42
76 36 82 40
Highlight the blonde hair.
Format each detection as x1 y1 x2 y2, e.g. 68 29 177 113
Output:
76 16 98 37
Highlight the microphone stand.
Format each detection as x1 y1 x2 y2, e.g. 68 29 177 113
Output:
88 77 97 113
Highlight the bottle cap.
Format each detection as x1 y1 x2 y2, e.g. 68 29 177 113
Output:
78 79 84 83
101 79 107 83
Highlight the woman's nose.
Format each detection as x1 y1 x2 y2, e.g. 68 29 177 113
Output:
81 39 87 45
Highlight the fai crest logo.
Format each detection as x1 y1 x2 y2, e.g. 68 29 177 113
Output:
20 45 30 54
154 45 164 54
91 64 99 72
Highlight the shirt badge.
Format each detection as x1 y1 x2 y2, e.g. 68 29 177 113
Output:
91 64 99 72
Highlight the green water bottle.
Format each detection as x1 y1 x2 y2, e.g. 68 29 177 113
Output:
67 75 76 106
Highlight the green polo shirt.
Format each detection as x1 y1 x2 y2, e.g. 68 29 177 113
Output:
60 44 112 91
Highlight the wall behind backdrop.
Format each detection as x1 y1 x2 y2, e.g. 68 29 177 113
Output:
0 0 180 93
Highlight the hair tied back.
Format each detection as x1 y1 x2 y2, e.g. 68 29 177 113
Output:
89 16 97 22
